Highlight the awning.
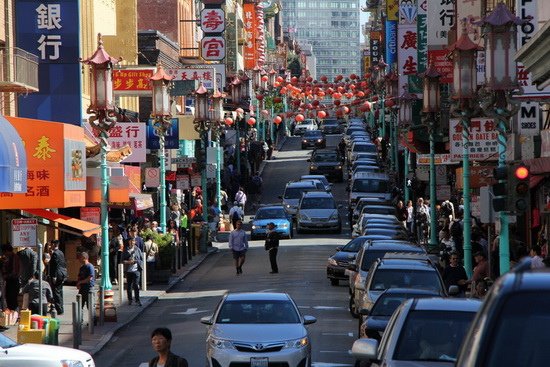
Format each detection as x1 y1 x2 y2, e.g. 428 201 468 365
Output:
524 157 550 175
0 116 27 193
21 208 101 237
130 193 154 211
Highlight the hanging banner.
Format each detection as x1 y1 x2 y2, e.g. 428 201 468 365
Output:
86 122 146 163
398 24 418 94
449 118 498 161
370 31 382 67
410 1 427 93
387 0 399 21
385 20 398 68
427 0 455 47
428 49 453 84
243 3 257 69
399 0 418 24
113 69 154 94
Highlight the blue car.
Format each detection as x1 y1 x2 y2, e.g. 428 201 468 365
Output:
250 205 293 240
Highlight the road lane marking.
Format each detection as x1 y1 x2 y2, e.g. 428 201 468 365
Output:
171 307 209 315
321 332 354 337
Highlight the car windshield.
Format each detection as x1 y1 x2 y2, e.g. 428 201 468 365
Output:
301 197 335 209
342 237 368 252
284 187 310 199
255 208 287 220
313 153 340 162
370 293 436 316
394 310 475 362
216 300 301 324
304 130 322 137
323 120 338 126
360 250 400 271
370 269 442 291
0 333 17 348
362 207 395 215
302 176 329 186
484 292 550 367
352 179 389 193
353 144 377 153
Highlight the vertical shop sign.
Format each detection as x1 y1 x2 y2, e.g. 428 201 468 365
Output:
15 0 82 125
370 31 382 67
387 0 399 21
397 24 418 93
200 3 225 61
243 3 257 69
385 20 398 69
410 1 427 94
427 0 454 47
399 0 417 24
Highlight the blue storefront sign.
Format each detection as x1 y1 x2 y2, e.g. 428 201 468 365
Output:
15 0 82 125
146 119 180 149
385 20 398 70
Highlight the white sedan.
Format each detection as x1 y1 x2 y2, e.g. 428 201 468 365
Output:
0 333 95 367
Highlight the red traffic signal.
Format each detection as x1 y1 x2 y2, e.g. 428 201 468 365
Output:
514 165 529 180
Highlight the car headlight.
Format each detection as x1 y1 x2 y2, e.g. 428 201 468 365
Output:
317 139 322 142
208 336 235 349
310 165 317 170
300 213 310 221
284 337 309 349
336 165 342 170
61 361 85 367
251 225 256 230
328 257 338 266
303 140 307 143
279 223 289 228
285 204 291 208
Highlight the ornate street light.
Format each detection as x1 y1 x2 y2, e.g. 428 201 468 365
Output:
268 67 277 88
475 2 527 275
420 63 441 250
448 25 482 276
385 71 399 172
150 63 174 234
230 77 243 174
81 34 121 297
398 85 417 204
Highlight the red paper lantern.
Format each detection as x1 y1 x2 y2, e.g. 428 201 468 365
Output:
372 96 379 102
317 110 327 119
295 114 305 122
261 75 268 82
273 116 282 124
256 94 264 100
276 76 284 83
334 100 341 106
273 97 282 103
224 117 234 126
247 117 256 126
343 106 350 114
384 99 395 108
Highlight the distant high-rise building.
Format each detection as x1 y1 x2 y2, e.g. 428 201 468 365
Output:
281 0 361 81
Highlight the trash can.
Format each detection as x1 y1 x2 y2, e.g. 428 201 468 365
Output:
200 223 209 253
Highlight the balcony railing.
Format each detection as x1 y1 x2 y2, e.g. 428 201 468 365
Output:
0 47 39 93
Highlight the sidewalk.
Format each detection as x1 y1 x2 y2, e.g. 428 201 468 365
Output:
1 246 218 356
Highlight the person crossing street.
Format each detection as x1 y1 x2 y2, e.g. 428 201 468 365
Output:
264 222 280 274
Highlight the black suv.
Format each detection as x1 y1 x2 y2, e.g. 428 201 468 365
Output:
308 149 344 182
456 259 550 367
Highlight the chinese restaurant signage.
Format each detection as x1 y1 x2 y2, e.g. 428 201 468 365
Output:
449 118 498 161
200 3 225 61
200 8 225 33
0 117 86 209
113 69 154 93
85 122 146 163
243 3 257 69
15 0 82 125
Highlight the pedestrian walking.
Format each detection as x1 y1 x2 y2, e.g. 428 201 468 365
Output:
48 239 67 315
122 237 143 306
251 172 263 205
220 188 229 214
144 234 159 272
442 253 468 296
1 244 20 311
76 252 95 310
406 200 414 234
22 270 54 315
264 223 279 274
235 186 247 210
149 327 189 367
395 200 408 227
228 220 248 275
229 201 244 229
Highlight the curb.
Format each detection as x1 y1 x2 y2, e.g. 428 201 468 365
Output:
88 247 219 356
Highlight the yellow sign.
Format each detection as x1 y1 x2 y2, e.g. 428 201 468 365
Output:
387 0 399 21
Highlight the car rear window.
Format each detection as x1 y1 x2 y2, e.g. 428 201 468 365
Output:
304 130 322 137
313 153 339 162
370 269 442 292
301 197 335 209
216 300 301 324
284 187 310 199
342 237 368 252
352 179 389 193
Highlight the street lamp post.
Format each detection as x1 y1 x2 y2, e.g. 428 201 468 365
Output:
421 64 441 251
398 85 416 204
385 71 399 173
230 77 243 175
448 25 482 276
476 3 526 275
150 63 174 234
81 34 121 294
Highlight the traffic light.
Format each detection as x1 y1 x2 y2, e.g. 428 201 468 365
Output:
508 163 530 213
492 166 508 212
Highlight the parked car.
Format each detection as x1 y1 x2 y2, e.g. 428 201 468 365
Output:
201 292 316 367
308 149 344 182
250 205 293 240
358 288 442 340
301 130 326 149
348 242 427 318
293 119 318 135
296 191 342 234
300 174 332 192
351 198 393 225
348 172 392 209
456 259 550 367
319 118 342 134
354 255 448 322
326 236 372 286
280 181 323 218
0 333 95 367
353 298 481 367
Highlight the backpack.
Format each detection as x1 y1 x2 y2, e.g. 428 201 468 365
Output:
231 209 241 222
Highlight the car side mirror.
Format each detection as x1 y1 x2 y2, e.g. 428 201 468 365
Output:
200 316 213 325
306 158 311 162
348 264 357 272
448 285 460 296
303 315 317 325
359 308 369 316
336 246 343 251
352 338 379 362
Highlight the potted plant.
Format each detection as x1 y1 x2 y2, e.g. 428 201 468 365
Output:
140 229 174 283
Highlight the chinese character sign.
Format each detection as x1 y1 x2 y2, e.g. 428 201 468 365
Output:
427 0 454 46
146 119 180 150
16 0 82 125
398 24 418 93
201 36 226 61
113 69 154 93
243 3 257 69
165 67 216 90
86 122 147 163
449 118 498 161
200 8 225 33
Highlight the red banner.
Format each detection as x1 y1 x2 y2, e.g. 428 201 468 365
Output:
113 69 154 91
243 3 257 70
428 50 453 84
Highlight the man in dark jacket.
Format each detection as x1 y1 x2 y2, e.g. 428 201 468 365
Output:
22 271 54 315
264 222 280 274
149 327 188 367
48 240 68 315
18 247 38 287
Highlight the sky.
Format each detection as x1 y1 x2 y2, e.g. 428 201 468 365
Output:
360 11 369 44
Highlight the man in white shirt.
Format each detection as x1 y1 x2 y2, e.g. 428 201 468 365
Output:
228 220 248 275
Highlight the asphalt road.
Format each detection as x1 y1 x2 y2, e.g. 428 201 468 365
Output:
93 134 358 367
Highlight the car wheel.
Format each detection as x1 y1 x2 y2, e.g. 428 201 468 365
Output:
349 294 359 318
330 278 339 286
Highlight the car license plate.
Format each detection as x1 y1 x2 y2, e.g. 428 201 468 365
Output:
316 223 323 227
250 357 269 367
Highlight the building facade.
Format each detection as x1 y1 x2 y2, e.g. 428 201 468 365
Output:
281 0 361 81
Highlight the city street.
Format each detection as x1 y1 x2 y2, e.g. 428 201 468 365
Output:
93 134 357 366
